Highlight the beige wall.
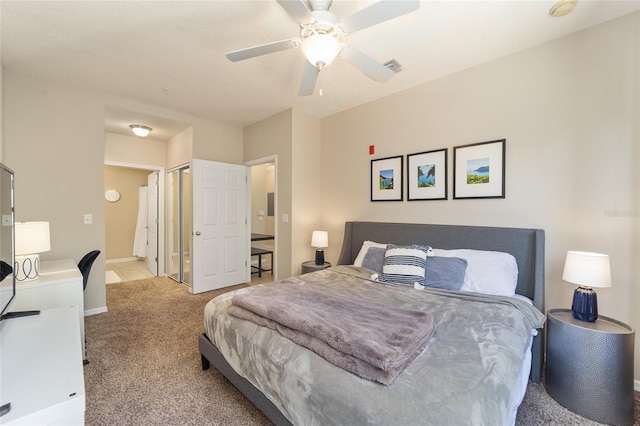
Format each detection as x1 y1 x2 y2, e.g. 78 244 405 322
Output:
105 132 166 167
291 109 322 273
244 110 292 278
321 12 640 381
104 166 150 260
250 163 270 236
244 108 323 277
0 64 4 161
3 70 244 313
166 127 192 171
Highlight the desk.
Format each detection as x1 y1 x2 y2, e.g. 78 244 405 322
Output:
0 306 85 425
251 233 274 242
7 259 84 360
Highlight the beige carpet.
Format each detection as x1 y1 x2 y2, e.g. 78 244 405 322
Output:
84 277 639 425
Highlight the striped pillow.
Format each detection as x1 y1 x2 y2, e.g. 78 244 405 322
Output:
380 245 431 286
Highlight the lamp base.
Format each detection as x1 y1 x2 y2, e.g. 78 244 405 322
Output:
15 254 41 282
315 249 325 265
571 286 598 322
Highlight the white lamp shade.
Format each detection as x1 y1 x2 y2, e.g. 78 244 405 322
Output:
302 34 340 68
15 221 51 255
562 251 611 288
311 231 328 248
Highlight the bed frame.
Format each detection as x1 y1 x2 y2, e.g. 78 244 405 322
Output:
199 221 545 426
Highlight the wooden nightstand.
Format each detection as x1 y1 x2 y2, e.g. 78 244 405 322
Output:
301 261 331 274
545 308 635 425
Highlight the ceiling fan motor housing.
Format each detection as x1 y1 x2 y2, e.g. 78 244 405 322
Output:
307 0 333 12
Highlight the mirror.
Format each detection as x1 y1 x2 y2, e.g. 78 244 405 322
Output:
0 163 16 318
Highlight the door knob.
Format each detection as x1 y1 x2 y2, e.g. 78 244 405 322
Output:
195 231 201 236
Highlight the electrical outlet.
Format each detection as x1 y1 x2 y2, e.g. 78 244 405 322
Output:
84 214 92 225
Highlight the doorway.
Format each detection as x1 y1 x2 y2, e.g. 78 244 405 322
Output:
247 157 276 284
104 163 163 281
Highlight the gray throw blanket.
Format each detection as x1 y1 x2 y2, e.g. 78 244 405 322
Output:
228 282 435 385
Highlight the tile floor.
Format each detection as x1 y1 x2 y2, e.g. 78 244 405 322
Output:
105 259 274 286
105 260 154 282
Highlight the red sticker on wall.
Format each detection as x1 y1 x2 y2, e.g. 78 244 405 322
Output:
369 145 375 155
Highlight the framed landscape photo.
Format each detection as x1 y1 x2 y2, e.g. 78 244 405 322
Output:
407 149 448 201
371 155 403 201
453 139 505 199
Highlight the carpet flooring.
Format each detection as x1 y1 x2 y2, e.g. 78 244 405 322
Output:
84 277 639 425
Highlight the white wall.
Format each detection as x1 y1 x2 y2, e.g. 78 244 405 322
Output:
321 12 640 381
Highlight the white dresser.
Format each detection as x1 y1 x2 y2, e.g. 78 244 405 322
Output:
7 259 85 359
0 306 85 425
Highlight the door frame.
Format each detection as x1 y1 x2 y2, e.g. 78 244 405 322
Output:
104 160 165 276
245 155 278 281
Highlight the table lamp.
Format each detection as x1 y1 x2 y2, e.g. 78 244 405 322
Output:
311 231 328 265
562 250 611 322
15 221 51 281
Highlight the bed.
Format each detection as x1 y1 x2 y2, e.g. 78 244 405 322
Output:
199 221 545 425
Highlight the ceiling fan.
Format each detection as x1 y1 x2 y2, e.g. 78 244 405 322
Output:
226 0 420 96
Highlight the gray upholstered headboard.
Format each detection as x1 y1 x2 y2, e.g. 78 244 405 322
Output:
337 221 546 382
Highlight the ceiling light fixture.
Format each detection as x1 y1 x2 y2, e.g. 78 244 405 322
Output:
302 33 341 70
129 124 152 138
549 0 578 17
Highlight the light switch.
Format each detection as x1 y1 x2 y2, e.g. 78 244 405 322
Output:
84 214 92 225
282 213 289 223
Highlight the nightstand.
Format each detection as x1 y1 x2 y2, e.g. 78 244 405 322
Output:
545 308 635 425
301 261 331 274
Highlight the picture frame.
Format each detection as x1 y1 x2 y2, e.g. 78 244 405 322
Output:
371 155 403 202
453 139 505 199
407 149 448 201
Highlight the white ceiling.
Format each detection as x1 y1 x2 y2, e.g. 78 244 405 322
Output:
2 1 639 141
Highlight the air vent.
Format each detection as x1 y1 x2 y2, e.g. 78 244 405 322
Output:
384 59 402 74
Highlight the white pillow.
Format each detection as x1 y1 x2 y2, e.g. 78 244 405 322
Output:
353 241 387 266
432 248 518 297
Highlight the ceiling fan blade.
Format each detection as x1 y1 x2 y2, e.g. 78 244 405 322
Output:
226 39 300 62
341 46 395 83
276 0 311 23
339 0 420 34
299 61 319 96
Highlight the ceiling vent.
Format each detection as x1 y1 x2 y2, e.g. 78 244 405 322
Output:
383 59 403 74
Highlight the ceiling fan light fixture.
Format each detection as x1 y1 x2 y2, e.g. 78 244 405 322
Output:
302 33 341 69
129 124 152 138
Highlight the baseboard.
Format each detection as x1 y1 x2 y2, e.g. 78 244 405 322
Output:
85 307 108 316
106 257 142 264
636 380 640 392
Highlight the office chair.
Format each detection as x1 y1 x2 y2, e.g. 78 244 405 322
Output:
78 250 100 292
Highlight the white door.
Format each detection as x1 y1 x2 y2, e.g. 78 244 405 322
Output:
146 172 159 276
191 159 249 294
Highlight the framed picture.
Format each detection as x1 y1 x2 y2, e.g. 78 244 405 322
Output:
453 139 505 199
407 149 448 201
371 155 403 201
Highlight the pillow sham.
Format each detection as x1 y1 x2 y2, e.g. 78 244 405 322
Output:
432 248 518 296
361 247 386 274
424 256 467 291
380 245 431 286
353 241 387 267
